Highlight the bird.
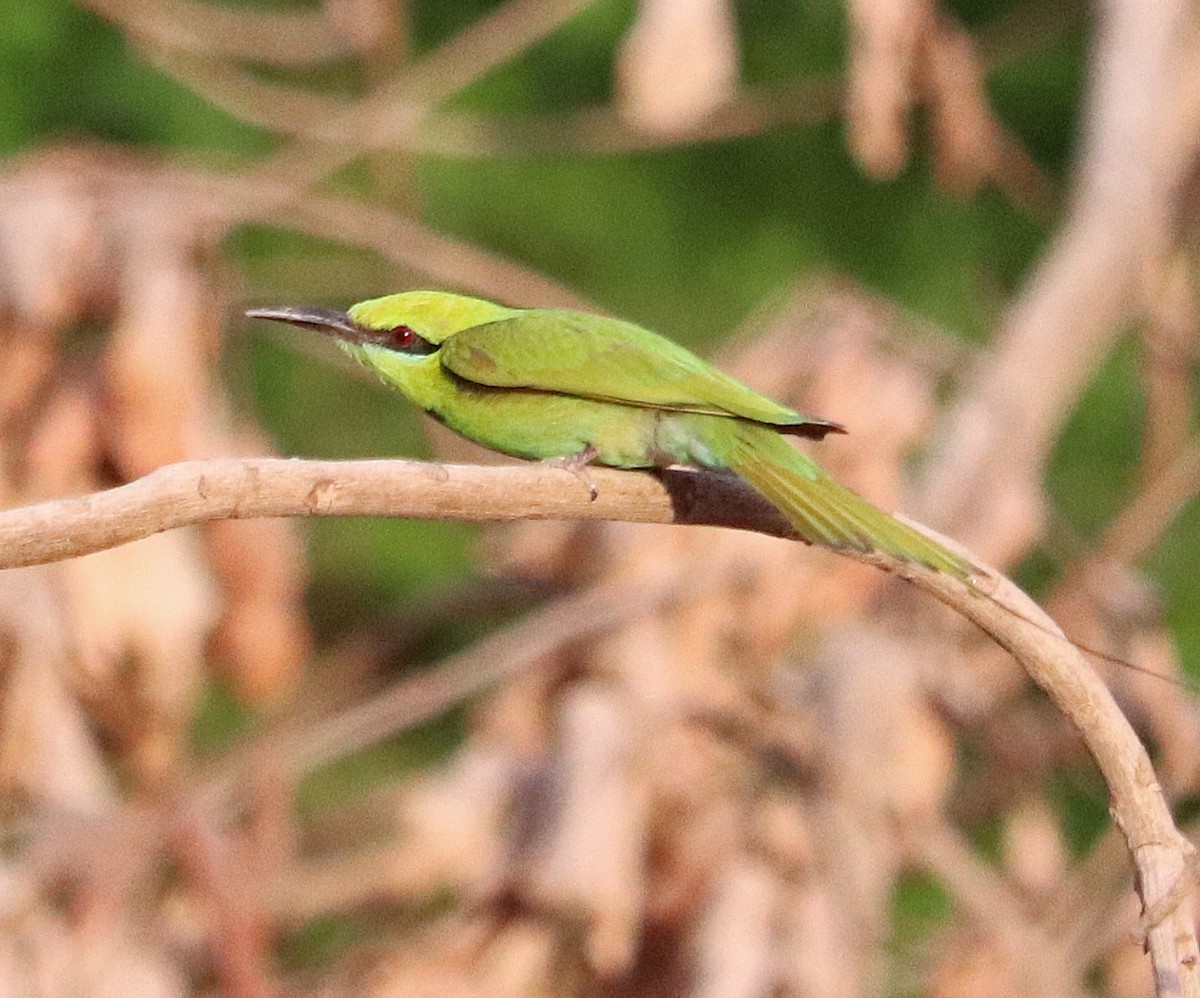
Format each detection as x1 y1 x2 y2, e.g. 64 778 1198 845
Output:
246 291 975 579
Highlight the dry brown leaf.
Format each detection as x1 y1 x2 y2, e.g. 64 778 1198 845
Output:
61 531 219 777
0 156 109 327
0 323 56 449
820 627 956 822
617 0 739 136
362 920 558 998
927 932 1023 998
1106 937 1158 998
778 880 861 998
845 0 932 177
518 685 647 975
105 235 219 477
205 516 311 704
922 19 997 196
24 382 101 499
390 747 517 896
1002 796 1067 897
691 859 777 998
0 906 184 998
324 0 403 59
0 569 115 813
645 787 744 928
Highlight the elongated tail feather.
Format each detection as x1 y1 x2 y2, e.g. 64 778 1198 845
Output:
716 424 975 579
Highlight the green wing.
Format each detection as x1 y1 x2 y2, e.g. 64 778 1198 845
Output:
439 310 843 437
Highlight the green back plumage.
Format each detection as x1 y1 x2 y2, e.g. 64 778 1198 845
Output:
440 310 843 437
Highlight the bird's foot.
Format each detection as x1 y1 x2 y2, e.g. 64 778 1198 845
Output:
543 445 600 501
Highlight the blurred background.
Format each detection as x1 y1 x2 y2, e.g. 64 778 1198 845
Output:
0 0 1198 995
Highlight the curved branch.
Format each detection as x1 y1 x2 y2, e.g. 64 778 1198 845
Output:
0 456 1195 992
916 570 1199 997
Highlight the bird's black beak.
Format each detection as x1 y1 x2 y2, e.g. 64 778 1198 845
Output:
245 306 376 345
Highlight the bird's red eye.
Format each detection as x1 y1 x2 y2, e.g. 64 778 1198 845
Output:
386 325 417 349
376 323 438 355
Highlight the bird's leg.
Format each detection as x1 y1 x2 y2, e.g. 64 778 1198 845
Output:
542 444 600 501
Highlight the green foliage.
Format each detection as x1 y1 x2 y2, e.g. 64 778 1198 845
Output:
0 0 268 153
296 712 466 818
1047 340 1144 540
1159 502 1200 677
888 872 954 997
1049 767 1114 854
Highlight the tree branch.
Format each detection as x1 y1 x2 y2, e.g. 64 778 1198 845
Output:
1 455 1195 992
0 458 801 570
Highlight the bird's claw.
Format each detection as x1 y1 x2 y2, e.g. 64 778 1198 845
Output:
544 445 600 501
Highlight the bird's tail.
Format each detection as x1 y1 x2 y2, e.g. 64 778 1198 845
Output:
715 422 975 578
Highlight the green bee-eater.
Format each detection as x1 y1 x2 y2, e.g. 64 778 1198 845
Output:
247 291 973 578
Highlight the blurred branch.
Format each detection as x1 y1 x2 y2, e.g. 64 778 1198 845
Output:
138 47 350 136
238 186 594 310
1096 434 1200 567
1037 431 1200 627
202 577 667 804
79 0 354 66
420 82 845 157
918 0 1200 565
145 49 844 156
241 0 598 199
0 148 590 309
1140 251 1200 479
133 0 1074 182
0 455 1196 988
902 818 1077 993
